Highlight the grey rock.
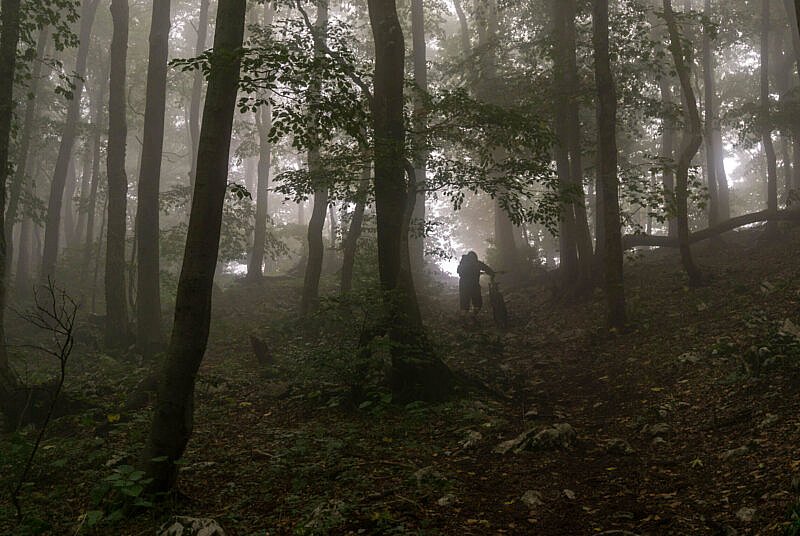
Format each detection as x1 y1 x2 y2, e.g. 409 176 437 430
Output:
158 517 226 536
720 446 750 461
521 490 544 508
603 438 635 456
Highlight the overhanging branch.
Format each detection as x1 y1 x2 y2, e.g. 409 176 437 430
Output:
623 209 800 249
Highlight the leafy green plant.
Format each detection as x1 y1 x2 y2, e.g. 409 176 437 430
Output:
86 464 153 526
786 502 800 536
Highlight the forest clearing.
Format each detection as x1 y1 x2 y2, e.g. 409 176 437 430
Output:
1 0 800 534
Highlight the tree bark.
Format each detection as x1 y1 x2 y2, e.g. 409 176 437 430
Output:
593 0 626 328
658 78 678 237
663 0 704 285
624 208 800 248
142 0 246 493
82 71 108 281
409 0 427 273
552 0 592 289
136 0 171 357
0 0 23 415
188 0 210 187
340 165 370 294
247 104 272 279
300 3 329 316
106 0 130 349
40 0 100 280
6 29 47 282
762 0 779 234
702 0 721 227
367 0 451 402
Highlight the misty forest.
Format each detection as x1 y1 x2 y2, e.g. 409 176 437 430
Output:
1 0 800 533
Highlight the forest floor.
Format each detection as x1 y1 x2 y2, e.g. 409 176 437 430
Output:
2 224 800 535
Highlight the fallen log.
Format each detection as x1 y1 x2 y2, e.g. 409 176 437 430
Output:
623 209 800 249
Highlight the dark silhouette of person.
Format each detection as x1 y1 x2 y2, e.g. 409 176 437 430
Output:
457 251 495 315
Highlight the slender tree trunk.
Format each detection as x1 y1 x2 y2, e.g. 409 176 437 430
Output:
762 0 779 234
562 0 593 287
409 0 427 273
0 0 23 411
74 143 92 247
341 165 369 294
6 29 47 282
136 0 170 357
63 159 79 249
15 218 31 295
367 0 451 402
328 201 338 248
247 103 272 279
795 0 800 38
593 0 626 328
82 73 107 279
664 0 703 285
300 3 329 316
702 0 720 227
40 0 100 280
552 0 579 281
142 0 246 493
188 0 210 187
659 78 679 236
106 0 130 348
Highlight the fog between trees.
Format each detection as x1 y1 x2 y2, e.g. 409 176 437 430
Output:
1 0 800 533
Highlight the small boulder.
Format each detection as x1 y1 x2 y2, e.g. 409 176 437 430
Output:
521 490 544 509
721 446 750 461
158 517 226 536
735 507 756 523
603 438 635 455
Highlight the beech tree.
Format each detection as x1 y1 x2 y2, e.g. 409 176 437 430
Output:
105 0 130 348
593 0 626 328
0 0 23 419
40 0 100 281
366 0 452 401
300 2 329 316
136 0 171 357
663 0 704 285
142 0 246 492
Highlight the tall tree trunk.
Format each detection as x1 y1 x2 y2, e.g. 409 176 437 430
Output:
247 105 272 279
659 78 679 236
702 0 721 227
409 0 427 273
188 0 210 187
106 0 130 349
74 140 92 247
41 0 100 280
6 29 47 282
328 201 338 248
63 158 79 249
475 0 518 272
15 219 32 295
340 165 369 294
367 0 451 402
142 0 246 493
762 0 779 234
663 0 704 285
593 0 626 329
136 0 170 357
552 0 592 289
300 3 329 316
82 71 107 279
0 0 23 414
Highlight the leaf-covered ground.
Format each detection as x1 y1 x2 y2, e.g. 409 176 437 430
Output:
2 225 800 535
